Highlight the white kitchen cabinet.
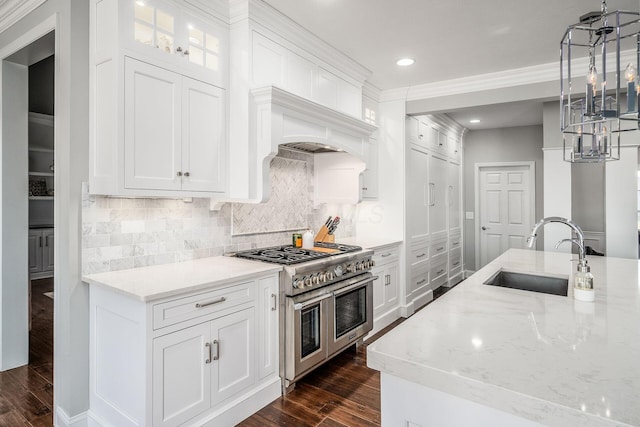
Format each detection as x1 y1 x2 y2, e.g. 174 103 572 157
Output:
428 154 449 240
89 272 280 427
370 243 401 336
403 115 465 313
361 138 379 200
123 57 226 193
28 228 54 279
314 152 366 207
90 0 228 198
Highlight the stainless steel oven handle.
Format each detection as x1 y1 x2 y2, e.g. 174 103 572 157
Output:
333 276 377 297
293 293 333 311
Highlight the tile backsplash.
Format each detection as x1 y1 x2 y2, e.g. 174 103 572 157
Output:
82 149 356 275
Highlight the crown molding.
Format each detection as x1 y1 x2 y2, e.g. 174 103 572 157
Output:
362 82 382 102
233 0 372 84
381 50 637 103
0 0 46 34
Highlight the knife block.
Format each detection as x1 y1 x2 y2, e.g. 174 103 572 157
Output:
314 226 335 243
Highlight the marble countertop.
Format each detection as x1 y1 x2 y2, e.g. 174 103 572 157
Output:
339 236 402 250
367 249 640 427
83 256 282 302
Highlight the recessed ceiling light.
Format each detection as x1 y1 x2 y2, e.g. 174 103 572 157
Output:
469 119 481 124
396 58 415 67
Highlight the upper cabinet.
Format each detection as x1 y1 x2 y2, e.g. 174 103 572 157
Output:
89 0 228 197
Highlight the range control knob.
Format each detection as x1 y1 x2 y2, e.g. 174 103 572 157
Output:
334 265 344 277
293 278 301 288
304 276 312 287
346 264 356 273
312 274 320 285
318 272 327 282
326 271 334 281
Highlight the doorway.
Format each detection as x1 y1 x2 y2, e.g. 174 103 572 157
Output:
475 162 536 269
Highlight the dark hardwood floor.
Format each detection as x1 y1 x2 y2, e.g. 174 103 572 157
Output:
239 284 454 427
0 278 54 427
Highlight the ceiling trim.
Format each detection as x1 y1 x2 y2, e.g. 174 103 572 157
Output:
0 0 46 35
381 50 637 103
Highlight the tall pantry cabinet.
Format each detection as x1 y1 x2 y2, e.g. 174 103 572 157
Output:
404 115 465 314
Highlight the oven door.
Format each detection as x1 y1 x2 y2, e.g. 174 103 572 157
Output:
285 291 331 382
327 273 374 356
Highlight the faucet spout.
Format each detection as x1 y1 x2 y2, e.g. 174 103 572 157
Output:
526 217 587 265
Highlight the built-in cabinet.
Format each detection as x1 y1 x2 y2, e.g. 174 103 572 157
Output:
89 273 280 427
28 228 54 279
404 115 465 314
89 0 228 198
370 243 400 336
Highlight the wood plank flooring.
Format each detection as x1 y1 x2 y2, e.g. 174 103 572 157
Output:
0 278 54 427
239 285 453 427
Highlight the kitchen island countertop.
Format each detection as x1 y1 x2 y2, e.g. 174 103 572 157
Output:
83 256 282 302
367 248 640 426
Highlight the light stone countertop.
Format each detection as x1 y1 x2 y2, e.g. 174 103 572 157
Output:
339 236 402 250
367 248 640 427
83 256 282 302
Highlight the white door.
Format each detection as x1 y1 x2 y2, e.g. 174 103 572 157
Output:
181 77 225 193
407 145 429 242
478 164 534 268
211 307 255 405
153 322 211 427
124 57 182 191
428 154 448 239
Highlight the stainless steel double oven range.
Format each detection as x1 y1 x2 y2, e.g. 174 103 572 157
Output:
235 243 375 391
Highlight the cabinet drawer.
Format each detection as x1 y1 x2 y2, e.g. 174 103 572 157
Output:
373 246 400 265
449 248 462 271
153 282 255 329
409 242 429 268
430 254 448 282
449 233 462 250
429 239 448 258
409 266 430 294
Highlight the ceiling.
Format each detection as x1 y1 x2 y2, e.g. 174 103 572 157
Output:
262 0 639 130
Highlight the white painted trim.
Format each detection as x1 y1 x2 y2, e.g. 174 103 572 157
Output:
474 162 536 270
362 82 382 102
381 50 637 102
56 407 88 427
0 0 46 35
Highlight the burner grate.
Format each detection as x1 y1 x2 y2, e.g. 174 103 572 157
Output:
234 244 362 265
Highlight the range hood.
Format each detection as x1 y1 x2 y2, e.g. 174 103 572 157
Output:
246 86 377 203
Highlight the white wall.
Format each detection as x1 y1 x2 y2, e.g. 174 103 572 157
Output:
462 125 544 271
0 0 91 421
606 146 639 258
1 60 29 370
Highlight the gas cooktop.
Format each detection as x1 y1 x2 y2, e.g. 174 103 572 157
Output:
234 243 362 265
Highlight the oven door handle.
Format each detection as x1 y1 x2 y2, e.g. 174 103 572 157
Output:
293 293 333 311
333 276 377 297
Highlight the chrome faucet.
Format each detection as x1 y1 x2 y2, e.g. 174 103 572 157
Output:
526 217 587 267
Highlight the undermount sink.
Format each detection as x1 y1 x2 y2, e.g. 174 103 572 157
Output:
483 270 569 296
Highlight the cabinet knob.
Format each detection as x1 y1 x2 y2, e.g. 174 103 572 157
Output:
176 171 183 177
184 172 190 177
176 46 183 53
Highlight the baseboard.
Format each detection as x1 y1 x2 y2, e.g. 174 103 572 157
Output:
464 269 475 279
198 377 281 426
56 407 88 427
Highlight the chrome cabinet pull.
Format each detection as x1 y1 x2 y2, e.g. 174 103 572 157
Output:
416 253 426 258
381 253 392 258
205 342 212 364
271 293 277 311
429 183 435 206
453 261 460 267
176 171 183 177
184 172 190 177
39 236 43 247
416 278 427 285
212 340 219 361
436 269 445 276
436 246 444 252
195 297 226 309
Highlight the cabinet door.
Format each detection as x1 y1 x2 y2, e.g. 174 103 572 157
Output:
362 138 378 200
42 229 54 272
372 265 386 316
384 262 399 308
181 78 226 193
211 307 255 405
124 58 182 191
407 146 429 242
153 322 211 427
130 0 180 64
257 276 278 380
28 231 42 274
252 32 287 88
448 161 461 234
428 154 448 237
